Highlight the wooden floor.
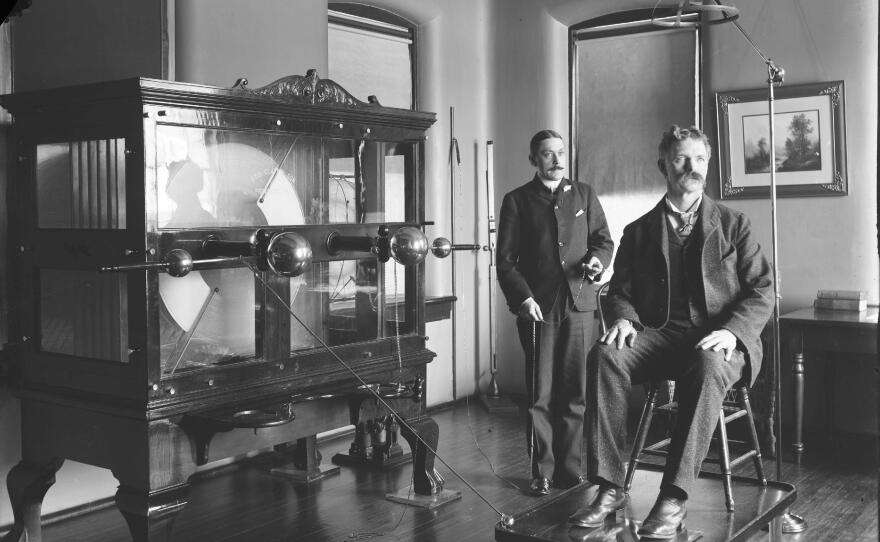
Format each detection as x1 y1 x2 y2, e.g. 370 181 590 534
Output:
22 399 880 541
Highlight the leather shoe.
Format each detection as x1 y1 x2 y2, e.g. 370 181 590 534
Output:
529 477 551 496
568 485 626 527
637 495 687 539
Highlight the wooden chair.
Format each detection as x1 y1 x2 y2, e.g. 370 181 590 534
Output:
595 282 767 511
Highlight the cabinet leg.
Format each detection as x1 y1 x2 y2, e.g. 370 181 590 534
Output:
115 484 189 542
387 416 461 509
271 436 340 483
1 458 64 542
399 417 443 496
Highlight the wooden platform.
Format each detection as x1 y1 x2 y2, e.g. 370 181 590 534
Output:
495 465 795 541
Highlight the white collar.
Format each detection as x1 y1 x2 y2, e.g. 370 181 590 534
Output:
665 194 702 215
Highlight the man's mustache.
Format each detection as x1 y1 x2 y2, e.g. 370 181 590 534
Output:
684 172 704 181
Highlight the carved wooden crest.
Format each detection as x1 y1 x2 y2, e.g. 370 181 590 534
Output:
230 69 383 108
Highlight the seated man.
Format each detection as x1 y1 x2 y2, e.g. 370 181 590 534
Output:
569 125 773 538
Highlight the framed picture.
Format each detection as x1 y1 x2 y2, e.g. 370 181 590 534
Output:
716 80 847 199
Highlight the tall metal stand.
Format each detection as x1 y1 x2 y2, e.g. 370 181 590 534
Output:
485 140 500 398
449 107 460 401
481 140 518 414
765 60 807 534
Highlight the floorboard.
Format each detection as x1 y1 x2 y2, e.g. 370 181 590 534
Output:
14 398 877 542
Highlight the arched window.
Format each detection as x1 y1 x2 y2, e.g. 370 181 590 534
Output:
328 3 417 110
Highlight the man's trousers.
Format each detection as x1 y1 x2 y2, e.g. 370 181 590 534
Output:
586 322 746 495
517 309 593 483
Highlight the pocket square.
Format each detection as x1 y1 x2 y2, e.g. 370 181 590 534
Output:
563 185 572 192
575 209 584 217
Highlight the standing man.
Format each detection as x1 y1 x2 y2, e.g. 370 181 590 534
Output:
497 129 614 495
569 125 773 538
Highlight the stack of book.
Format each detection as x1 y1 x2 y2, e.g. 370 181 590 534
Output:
813 289 868 311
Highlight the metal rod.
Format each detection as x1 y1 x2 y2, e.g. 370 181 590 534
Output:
486 140 500 397
449 106 459 401
767 62 783 483
167 287 219 375
714 0 771 63
257 137 298 204
766 60 807 534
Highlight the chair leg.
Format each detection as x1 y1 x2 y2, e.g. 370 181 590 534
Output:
624 383 659 493
717 410 735 512
738 386 767 485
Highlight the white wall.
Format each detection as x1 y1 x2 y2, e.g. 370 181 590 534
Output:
704 0 878 311
175 0 327 87
703 0 878 435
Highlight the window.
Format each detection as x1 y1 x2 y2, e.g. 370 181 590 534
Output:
570 9 701 265
328 3 416 110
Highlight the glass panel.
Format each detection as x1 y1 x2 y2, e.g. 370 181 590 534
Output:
383 143 410 223
326 258 379 345
288 265 322 351
156 126 319 229
40 269 128 362
326 139 357 224
159 266 255 374
360 141 382 223
383 260 413 337
36 139 127 229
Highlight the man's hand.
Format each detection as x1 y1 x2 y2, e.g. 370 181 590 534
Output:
695 329 737 361
583 256 604 281
600 318 637 349
518 297 544 322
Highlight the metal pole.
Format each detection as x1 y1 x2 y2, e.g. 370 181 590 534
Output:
767 60 807 534
485 140 501 397
449 107 459 401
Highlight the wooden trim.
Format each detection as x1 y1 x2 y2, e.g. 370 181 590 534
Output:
425 294 456 323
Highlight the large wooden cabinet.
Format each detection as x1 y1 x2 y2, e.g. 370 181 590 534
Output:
1 71 441 541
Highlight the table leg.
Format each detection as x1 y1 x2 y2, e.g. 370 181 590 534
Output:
792 352 805 463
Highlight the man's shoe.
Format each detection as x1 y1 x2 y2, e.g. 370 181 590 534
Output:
637 495 687 539
568 485 626 528
529 477 551 496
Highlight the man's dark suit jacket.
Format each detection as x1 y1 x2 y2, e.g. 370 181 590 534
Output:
606 195 774 384
497 176 614 315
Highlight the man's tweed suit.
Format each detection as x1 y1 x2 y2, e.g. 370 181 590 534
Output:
587 195 773 494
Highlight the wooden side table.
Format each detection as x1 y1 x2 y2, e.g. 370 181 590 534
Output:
779 307 878 462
